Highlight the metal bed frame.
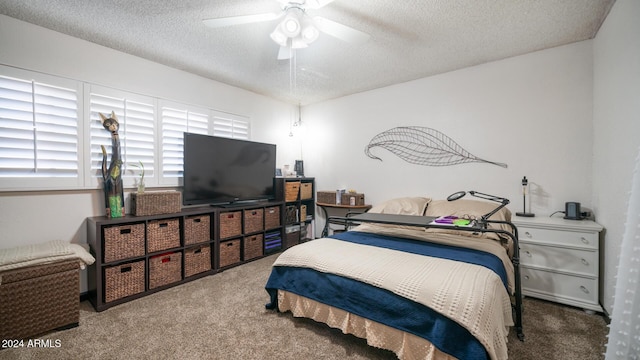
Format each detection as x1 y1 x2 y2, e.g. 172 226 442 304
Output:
327 212 525 341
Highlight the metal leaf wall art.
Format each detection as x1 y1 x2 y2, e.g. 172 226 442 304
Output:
364 126 508 168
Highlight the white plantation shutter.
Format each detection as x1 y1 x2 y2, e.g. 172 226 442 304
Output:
160 103 209 182
0 69 81 189
212 111 250 139
88 87 154 186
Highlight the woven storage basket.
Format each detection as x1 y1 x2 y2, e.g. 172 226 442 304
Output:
284 228 300 249
264 206 281 229
300 183 313 200
103 223 145 263
131 191 181 216
341 193 366 206
317 191 336 204
244 234 263 261
0 260 79 340
285 205 297 224
184 214 210 245
219 211 242 239
244 208 264 233
147 218 180 253
149 252 182 289
184 245 211 278
219 239 241 268
285 181 301 202
104 260 145 303
300 204 307 222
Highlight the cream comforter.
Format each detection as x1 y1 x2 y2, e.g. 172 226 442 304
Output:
272 225 514 360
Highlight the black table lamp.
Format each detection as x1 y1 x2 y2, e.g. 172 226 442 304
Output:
447 190 510 228
515 176 535 217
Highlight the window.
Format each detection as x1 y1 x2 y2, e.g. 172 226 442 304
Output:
0 67 82 190
87 86 155 188
0 66 252 191
212 111 250 139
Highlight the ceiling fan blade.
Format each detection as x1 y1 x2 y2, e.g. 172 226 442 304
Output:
312 16 370 44
277 46 292 60
305 0 337 10
203 12 282 28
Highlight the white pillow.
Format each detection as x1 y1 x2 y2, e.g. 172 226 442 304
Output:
368 197 432 216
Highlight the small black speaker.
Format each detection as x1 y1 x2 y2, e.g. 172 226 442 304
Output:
564 202 582 220
294 160 304 177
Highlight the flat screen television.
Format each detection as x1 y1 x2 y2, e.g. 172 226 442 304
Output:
183 133 277 206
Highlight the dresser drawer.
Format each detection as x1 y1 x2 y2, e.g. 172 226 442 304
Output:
518 226 597 249
521 267 598 305
520 242 598 276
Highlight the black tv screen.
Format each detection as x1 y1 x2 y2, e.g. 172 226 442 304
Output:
183 133 276 206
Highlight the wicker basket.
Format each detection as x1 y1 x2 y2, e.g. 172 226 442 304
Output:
184 215 210 245
285 205 297 224
184 245 212 278
244 234 263 261
147 218 181 253
219 211 242 239
300 183 313 200
104 260 145 303
285 181 301 202
244 208 264 233
103 223 145 263
264 206 281 229
149 252 182 289
0 260 80 340
284 226 300 249
300 204 307 222
317 191 337 204
341 193 366 206
219 239 241 268
131 191 181 216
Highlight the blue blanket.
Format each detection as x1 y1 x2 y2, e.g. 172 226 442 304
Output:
265 231 508 360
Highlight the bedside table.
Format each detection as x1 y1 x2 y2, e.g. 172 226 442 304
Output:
512 216 603 313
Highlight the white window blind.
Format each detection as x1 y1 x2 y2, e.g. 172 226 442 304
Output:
0 71 81 189
212 111 250 139
88 87 155 186
160 104 209 180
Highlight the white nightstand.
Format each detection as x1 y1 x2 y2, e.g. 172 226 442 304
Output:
512 216 603 313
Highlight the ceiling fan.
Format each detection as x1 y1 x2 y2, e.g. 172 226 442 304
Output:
203 0 370 60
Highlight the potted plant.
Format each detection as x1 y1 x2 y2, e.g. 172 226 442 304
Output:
130 160 145 193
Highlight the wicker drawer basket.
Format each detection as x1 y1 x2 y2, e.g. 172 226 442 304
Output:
131 191 181 216
244 208 264 233
285 181 301 202
244 234 263 261
184 215 210 245
219 211 242 239
317 191 337 204
104 260 145 303
300 205 307 222
149 252 182 289
300 183 313 200
147 218 181 253
265 206 281 229
103 222 145 263
0 260 80 340
219 239 241 268
184 245 212 278
341 193 366 206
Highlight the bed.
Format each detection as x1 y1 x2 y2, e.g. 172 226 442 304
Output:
265 196 523 360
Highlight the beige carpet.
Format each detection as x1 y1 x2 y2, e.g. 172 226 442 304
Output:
3 254 608 359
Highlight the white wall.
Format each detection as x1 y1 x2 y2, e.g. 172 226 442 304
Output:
592 0 640 314
0 16 298 291
302 41 595 217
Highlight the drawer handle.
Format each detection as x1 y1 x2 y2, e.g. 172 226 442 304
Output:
580 286 589 294
525 251 532 257
581 258 589 266
193 218 201 223
120 266 132 273
120 228 132 234
525 231 532 238
581 237 589 244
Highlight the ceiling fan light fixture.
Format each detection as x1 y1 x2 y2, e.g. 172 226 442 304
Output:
300 22 319 44
280 14 301 37
270 28 288 47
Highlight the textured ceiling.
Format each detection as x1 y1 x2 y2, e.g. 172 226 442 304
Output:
0 0 615 105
